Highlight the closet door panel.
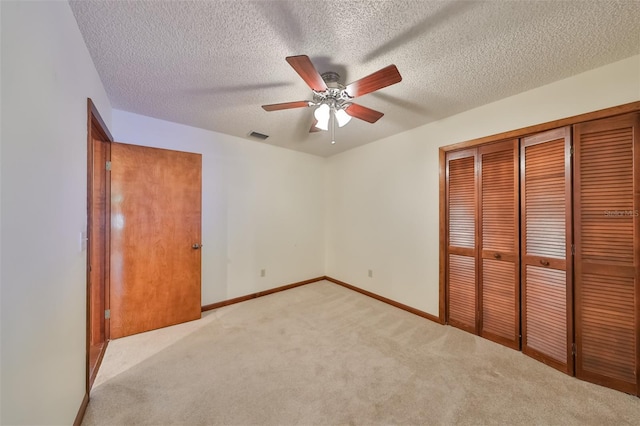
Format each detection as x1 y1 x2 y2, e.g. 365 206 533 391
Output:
448 154 476 250
482 259 517 343
479 140 520 349
446 150 478 333
574 113 639 394
521 127 573 374
449 254 477 329
525 265 567 363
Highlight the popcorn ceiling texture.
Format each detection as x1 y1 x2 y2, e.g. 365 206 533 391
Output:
69 0 640 157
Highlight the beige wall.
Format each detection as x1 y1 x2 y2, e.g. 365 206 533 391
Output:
325 55 640 316
1 0 638 422
111 111 326 305
1 1 112 424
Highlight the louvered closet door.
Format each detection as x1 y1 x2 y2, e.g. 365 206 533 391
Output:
574 113 639 395
446 149 478 333
521 127 573 374
478 140 520 349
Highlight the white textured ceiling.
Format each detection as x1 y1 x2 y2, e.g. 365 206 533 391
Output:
69 0 640 157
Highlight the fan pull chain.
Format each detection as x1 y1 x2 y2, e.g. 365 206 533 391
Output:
331 108 336 144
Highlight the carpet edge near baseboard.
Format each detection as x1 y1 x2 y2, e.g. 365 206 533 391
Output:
201 275 443 326
324 276 443 324
201 276 326 312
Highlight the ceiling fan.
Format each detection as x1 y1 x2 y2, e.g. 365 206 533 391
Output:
262 55 402 144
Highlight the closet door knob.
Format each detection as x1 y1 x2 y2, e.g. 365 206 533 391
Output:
494 253 501 259
540 259 549 266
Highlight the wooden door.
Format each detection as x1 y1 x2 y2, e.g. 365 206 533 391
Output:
521 127 573 374
446 149 478 333
110 143 202 338
87 101 112 389
478 140 520 349
574 113 639 394
89 136 110 369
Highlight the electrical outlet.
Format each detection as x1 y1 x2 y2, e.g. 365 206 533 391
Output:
260 269 266 277
368 269 373 278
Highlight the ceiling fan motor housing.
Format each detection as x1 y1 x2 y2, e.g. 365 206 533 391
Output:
315 71 352 110
321 71 341 86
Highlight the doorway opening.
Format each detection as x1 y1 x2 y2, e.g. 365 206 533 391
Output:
86 99 113 389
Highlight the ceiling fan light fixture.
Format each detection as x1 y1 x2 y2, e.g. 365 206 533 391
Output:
314 103 330 131
335 107 352 127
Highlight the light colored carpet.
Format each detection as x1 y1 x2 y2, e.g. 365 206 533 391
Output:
83 281 640 425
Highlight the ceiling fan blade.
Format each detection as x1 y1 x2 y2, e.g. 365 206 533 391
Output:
262 101 311 111
345 103 384 123
345 65 402 98
286 55 327 92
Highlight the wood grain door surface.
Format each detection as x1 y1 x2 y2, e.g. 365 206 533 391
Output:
88 115 111 387
521 127 573 374
573 113 639 395
442 105 640 395
446 149 478 334
90 136 110 346
478 140 520 349
110 143 202 339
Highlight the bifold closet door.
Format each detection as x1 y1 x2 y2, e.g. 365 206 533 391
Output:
446 149 478 333
478 140 520 349
521 127 573 374
574 113 639 395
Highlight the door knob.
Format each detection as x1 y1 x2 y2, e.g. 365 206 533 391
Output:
192 243 202 250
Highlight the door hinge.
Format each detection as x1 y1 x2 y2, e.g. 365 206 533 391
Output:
105 309 111 319
105 161 111 171
571 244 575 255
569 146 574 156
572 343 576 355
